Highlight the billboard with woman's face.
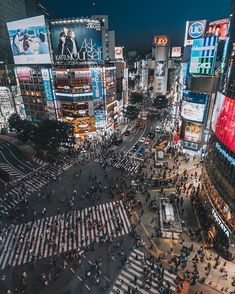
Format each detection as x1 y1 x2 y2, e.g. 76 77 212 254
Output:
7 15 51 64
49 19 102 64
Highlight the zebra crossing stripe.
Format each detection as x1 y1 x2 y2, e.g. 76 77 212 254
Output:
110 248 176 294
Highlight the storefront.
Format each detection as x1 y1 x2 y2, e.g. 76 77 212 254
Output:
200 168 235 260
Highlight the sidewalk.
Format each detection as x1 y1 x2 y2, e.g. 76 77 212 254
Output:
130 154 235 294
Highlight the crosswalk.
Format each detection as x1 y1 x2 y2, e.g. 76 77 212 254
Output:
0 162 73 216
110 248 177 294
0 162 24 180
0 200 131 270
95 156 140 174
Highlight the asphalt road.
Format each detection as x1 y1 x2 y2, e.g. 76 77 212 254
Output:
0 117 164 294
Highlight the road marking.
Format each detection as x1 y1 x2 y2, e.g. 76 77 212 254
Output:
85 284 91 290
119 146 126 152
70 268 75 273
77 275 82 281
130 136 134 142
104 276 110 281
125 122 148 156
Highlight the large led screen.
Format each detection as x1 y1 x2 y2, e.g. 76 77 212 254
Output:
212 94 235 153
50 19 102 63
181 91 209 123
7 15 51 64
183 121 203 143
189 36 218 75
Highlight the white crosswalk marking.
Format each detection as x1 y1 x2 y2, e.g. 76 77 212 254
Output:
95 156 140 174
110 248 177 294
0 200 130 270
0 162 73 216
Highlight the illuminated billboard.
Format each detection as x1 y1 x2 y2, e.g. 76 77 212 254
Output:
41 69 54 102
181 91 209 123
189 36 218 75
153 35 169 47
50 19 102 63
155 61 166 77
205 19 230 40
16 67 31 82
212 94 235 153
183 121 203 143
171 47 181 57
7 15 51 64
179 63 189 85
184 20 207 46
115 47 123 59
91 68 103 101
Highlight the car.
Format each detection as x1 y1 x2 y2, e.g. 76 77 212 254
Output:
145 138 152 145
137 146 145 157
139 137 146 144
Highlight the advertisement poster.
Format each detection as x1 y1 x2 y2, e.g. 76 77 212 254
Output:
190 36 218 75
181 91 208 122
179 63 189 86
205 19 230 40
184 20 207 46
184 121 202 143
7 15 51 64
50 19 102 63
214 95 235 153
16 67 32 82
171 47 181 57
91 68 103 101
115 47 123 59
155 61 166 77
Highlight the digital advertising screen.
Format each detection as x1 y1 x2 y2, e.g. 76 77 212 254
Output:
184 20 207 46
189 36 218 75
205 19 230 40
213 95 235 153
181 91 209 123
7 15 51 64
155 61 166 77
183 121 203 143
50 19 102 63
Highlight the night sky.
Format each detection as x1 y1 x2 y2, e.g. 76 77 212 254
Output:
42 0 231 53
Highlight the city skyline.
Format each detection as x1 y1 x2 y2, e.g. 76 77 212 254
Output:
42 0 231 52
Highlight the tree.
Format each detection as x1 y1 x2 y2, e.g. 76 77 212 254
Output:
130 92 143 105
8 113 24 133
124 105 139 121
153 95 168 109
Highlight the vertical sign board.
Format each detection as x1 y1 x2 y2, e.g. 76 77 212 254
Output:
41 69 56 119
91 68 103 101
189 36 218 75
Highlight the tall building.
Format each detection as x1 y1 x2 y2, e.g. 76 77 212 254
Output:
92 15 116 60
199 2 235 260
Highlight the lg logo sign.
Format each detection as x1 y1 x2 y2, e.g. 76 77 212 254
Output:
189 22 205 39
